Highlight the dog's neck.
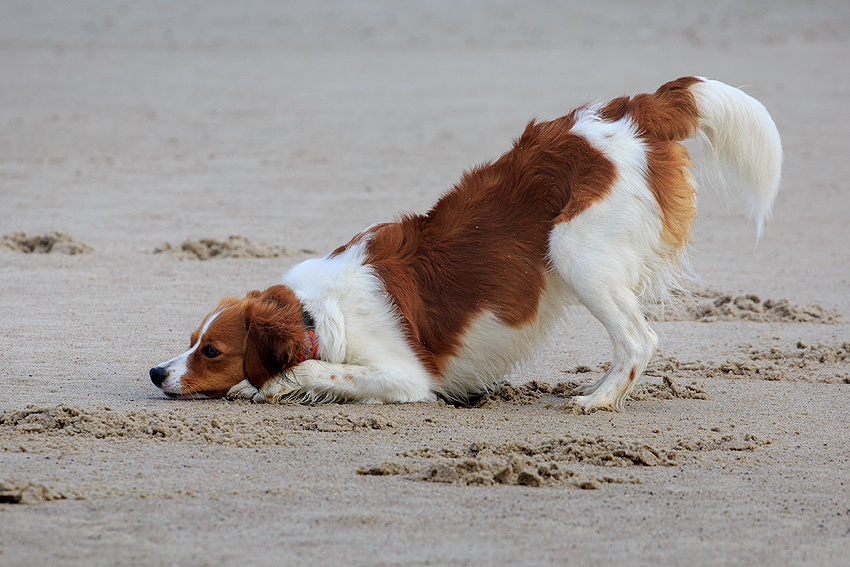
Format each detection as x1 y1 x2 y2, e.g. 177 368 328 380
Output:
299 307 319 362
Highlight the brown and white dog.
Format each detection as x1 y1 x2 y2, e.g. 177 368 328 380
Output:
150 77 782 412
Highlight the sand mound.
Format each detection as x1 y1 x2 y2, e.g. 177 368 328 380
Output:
471 380 577 407
359 431 768 488
630 376 710 401
641 342 850 383
1 232 93 255
650 286 841 323
566 342 850 386
0 479 78 505
0 404 393 451
403 437 680 467
474 376 707 407
153 236 316 260
283 411 394 432
360 455 638 489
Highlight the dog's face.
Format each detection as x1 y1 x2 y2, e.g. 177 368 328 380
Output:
149 285 304 399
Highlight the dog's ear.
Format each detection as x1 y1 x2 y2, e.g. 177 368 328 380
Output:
242 285 303 388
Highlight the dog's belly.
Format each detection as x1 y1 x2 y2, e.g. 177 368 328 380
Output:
436 272 570 396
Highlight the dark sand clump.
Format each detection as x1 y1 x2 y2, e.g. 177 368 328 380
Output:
1 232 92 255
0 479 77 505
153 235 315 260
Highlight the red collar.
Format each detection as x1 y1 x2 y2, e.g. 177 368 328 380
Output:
300 328 319 362
299 307 319 362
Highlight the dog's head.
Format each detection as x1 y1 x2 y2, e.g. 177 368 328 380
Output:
149 285 309 399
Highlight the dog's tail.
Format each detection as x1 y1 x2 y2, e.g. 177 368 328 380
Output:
627 77 782 237
686 78 782 236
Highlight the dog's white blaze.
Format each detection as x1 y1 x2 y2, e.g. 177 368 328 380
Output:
156 310 222 397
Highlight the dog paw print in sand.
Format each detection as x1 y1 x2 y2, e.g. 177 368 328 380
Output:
154 235 316 260
1 232 92 255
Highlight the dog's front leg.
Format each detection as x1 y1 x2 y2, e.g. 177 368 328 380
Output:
257 359 435 404
226 380 260 400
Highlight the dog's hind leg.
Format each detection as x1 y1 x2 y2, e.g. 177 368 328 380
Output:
548 198 665 412
567 283 657 412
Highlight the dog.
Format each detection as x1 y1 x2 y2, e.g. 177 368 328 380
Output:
150 77 782 412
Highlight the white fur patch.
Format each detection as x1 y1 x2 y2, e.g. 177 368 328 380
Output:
557 109 670 295
689 79 782 236
279 241 435 403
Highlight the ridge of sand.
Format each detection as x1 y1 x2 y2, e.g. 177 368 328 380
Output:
650 285 841 323
359 429 770 488
0 404 394 453
153 235 316 260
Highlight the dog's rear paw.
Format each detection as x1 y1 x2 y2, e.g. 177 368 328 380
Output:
572 382 598 396
565 394 619 414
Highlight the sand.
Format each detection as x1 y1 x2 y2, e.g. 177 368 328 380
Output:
152 236 316 260
1 1 849 565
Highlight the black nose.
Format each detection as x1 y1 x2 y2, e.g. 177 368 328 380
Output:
150 366 169 388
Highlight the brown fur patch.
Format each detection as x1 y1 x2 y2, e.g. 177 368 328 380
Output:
601 77 702 249
646 141 697 248
600 76 702 141
357 113 616 377
242 285 305 389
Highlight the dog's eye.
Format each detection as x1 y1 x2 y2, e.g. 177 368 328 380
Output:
200 345 221 358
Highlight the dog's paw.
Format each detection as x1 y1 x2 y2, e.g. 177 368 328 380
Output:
257 375 301 403
226 380 259 400
565 394 619 414
572 382 598 396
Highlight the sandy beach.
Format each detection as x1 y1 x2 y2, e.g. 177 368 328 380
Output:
2 1 849 565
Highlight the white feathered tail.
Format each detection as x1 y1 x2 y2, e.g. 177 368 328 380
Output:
689 78 783 236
